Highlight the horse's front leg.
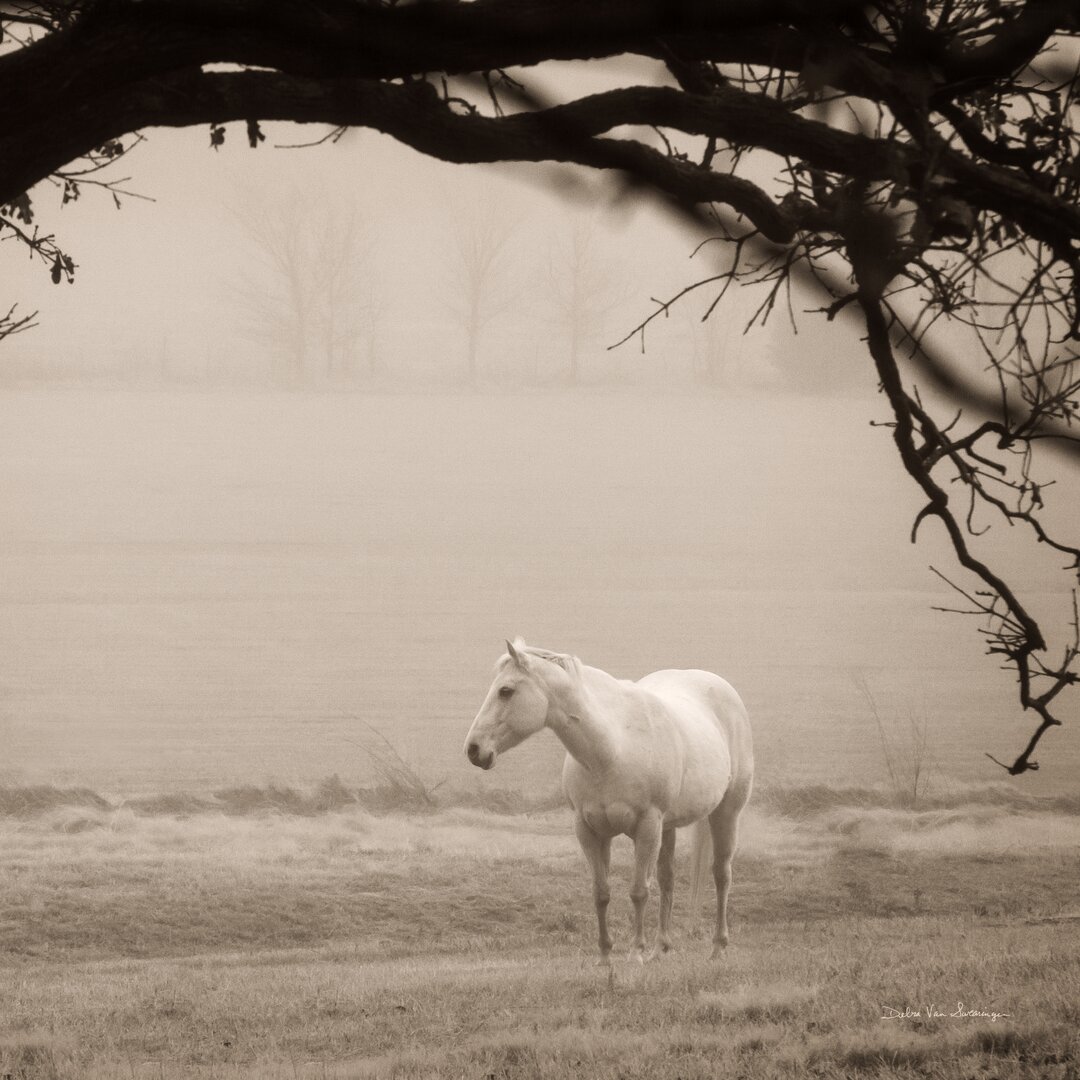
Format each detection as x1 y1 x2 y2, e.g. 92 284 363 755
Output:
575 816 613 964
629 810 663 962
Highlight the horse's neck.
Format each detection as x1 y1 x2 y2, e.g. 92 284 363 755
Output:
544 665 627 774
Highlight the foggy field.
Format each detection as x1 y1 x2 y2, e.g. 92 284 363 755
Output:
2 388 1078 798
2 784 1079 1078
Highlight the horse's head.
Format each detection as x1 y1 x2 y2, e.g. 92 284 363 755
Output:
463 639 551 770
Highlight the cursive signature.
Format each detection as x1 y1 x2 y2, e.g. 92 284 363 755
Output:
881 1002 1011 1022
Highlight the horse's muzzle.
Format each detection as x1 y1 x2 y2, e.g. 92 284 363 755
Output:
466 742 494 770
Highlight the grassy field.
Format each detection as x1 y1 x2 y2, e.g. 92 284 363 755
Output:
2 780 1079 1079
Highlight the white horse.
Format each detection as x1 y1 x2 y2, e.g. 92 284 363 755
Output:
463 639 754 962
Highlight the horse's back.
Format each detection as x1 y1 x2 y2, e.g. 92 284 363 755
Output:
636 668 754 819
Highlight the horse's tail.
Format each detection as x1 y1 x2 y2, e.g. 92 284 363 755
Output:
687 817 713 916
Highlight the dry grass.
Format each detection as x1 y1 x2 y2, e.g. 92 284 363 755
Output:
0 776 567 823
1 781 1079 1078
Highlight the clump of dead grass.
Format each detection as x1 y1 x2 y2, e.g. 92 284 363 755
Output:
212 774 358 815
0 775 571 824
753 779 1080 819
0 785 110 817
0 1035 75 1080
695 982 820 1024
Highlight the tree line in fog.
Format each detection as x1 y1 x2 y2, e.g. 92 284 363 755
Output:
3 194 858 394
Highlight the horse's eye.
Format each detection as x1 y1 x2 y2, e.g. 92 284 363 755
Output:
498 686 515 699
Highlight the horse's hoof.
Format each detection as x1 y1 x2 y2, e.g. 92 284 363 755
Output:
595 954 613 968
642 941 674 962
709 943 728 961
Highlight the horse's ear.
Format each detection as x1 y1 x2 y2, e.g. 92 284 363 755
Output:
505 639 522 666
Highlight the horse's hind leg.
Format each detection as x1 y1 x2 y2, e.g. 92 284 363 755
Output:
629 810 663 962
575 817 613 964
656 826 676 954
708 785 750 959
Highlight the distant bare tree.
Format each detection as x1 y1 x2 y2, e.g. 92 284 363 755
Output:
229 196 379 385
545 218 625 383
686 300 733 387
356 272 387 383
446 204 519 386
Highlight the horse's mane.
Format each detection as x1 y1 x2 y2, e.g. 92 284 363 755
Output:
512 639 584 680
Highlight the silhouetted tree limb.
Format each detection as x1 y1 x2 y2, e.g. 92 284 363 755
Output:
0 302 36 340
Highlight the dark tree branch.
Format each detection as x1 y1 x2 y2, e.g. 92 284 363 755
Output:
857 285 1077 776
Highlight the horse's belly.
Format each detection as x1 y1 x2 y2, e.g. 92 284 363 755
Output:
663 792 724 829
644 710 728 819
